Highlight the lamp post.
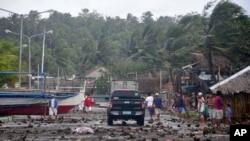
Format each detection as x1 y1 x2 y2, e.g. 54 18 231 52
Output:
41 30 53 74
5 29 53 90
0 8 54 87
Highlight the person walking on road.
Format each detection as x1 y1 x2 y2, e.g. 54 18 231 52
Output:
48 95 58 119
145 92 154 122
215 91 224 129
183 94 190 118
197 92 205 124
153 93 163 121
207 94 216 126
84 94 94 117
190 92 196 110
175 93 184 120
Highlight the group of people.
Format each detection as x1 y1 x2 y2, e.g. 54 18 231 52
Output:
199 91 232 129
144 92 163 122
48 90 231 129
171 90 232 129
48 93 95 119
78 94 95 116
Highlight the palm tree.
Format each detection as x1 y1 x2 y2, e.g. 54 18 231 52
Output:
201 0 250 81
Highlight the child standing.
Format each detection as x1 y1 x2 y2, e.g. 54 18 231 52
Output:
226 103 232 124
204 101 209 121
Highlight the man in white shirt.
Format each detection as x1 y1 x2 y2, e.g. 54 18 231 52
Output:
145 92 154 122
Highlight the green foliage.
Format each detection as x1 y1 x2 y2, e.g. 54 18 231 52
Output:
95 74 109 95
0 40 19 87
165 14 203 68
1 2 249 80
109 58 149 79
201 0 250 76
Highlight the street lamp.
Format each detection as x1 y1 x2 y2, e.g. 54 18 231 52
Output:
0 8 54 87
41 30 53 74
5 29 53 90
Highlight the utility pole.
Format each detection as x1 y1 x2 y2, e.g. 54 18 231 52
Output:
160 69 162 92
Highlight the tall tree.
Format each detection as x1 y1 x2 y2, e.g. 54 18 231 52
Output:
0 41 19 87
202 0 250 80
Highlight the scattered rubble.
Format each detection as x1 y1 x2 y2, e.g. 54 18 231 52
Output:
0 108 231 141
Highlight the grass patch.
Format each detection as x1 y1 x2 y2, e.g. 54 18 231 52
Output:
189 110 199 118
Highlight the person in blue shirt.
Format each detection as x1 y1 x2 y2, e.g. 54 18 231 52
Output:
226 103 232 124
48 95 58 119
175 93 184 119
153 93 163 121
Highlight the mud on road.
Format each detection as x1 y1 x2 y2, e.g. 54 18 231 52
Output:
0 107 230 141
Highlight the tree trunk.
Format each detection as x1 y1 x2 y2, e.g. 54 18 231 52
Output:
207 44 216 82
169 68 175 92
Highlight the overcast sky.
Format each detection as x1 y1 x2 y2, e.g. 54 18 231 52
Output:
0 0 249 19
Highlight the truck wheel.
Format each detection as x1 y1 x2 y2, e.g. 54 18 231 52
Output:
136 116 144 126
107 115 113 125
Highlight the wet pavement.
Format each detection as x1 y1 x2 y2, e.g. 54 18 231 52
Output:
0 107 230 141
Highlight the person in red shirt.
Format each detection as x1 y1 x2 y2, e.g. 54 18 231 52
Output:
84 94 94 116
214 91 223 130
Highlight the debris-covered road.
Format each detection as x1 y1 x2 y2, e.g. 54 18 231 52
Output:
0 107 230 141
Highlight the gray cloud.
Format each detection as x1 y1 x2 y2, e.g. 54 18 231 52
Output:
0 0 249 18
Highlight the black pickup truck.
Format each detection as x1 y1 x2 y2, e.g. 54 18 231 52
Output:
107 89 145 126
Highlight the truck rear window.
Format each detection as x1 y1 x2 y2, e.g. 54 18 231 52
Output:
111 90 141 99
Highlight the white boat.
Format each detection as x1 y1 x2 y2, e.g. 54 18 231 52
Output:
0 81 86 116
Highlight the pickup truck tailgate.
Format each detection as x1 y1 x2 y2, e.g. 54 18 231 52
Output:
111 99 143 110
107 89 145 125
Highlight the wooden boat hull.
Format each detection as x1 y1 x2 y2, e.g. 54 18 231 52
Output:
0 91 84 116
0 104 74 115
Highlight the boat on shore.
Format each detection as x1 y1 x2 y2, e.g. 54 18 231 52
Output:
0 89 84 116
0 72 86 116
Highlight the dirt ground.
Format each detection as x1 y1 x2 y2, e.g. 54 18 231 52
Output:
0 107 230 141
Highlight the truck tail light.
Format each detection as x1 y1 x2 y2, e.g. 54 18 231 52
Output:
109 101 113 109
141 101 145 109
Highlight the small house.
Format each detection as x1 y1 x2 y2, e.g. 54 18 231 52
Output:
84 67 107 88
210 65 250 120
